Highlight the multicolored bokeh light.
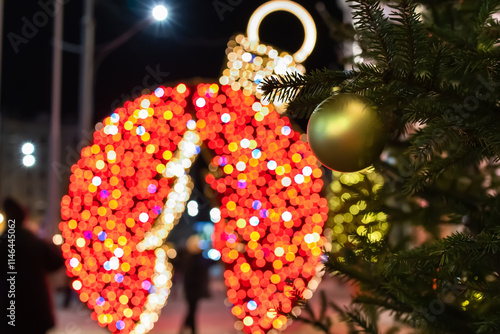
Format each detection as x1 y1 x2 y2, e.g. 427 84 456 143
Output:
325 169 387 258
60 83 328 334
195 84 328 333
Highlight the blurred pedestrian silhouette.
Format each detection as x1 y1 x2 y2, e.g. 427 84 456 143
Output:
179 235 213 334
0 198 65 334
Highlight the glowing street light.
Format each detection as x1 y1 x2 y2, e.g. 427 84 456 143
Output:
21 142 36 167
23 155 35 167
152 5 168 21
22 142 35 155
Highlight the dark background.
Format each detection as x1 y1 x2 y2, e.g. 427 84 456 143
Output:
2 0 343 124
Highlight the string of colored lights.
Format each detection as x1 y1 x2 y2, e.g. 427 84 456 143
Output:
129 247 173 334
60 84 193 334
60 81 329 334
195 83 328 334
131 130 201 333
136 174 192 251
214 5 327 331
137 128 201 251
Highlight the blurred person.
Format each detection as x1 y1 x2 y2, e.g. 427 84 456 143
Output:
0 198 65 334
179 235 213 334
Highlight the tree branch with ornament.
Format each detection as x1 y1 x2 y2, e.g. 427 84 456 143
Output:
261 0 500 332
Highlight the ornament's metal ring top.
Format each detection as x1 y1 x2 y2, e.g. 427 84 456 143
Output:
247 0 317 63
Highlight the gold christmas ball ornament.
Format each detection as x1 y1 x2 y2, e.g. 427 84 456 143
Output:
307 93 386 172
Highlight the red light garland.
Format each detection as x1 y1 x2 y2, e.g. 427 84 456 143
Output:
60 83 328 334
196 84 328 333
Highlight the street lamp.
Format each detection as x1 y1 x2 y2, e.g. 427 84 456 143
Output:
23 155 36 167
21 142 36 167
22 142 35 155
152 5 168 21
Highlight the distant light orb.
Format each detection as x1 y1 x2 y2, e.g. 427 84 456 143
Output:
247 300 258 310
69 258 79 268
23 155 35 167
152 5 168 21
196 98 206 108
187 200 199 217
72 280 82 291
52 234 63 245
210 207 221 223
207 249 221 261
22 143 35 155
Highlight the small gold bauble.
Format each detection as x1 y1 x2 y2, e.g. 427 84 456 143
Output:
307 93 386 172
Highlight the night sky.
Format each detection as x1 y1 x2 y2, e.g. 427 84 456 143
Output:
2 0 343 125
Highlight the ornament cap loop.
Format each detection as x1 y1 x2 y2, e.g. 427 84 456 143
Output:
246 0 317 63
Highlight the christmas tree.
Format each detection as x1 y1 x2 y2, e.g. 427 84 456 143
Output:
262 0 500 333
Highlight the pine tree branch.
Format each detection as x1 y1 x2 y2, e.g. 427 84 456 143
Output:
389 0 428 78
259 71 308 103
325 256 380 288
344 306 381 334
353 295 413 314
260 69 364 118
475 0 500 36
291 1 500 332
383 231 500 278
260 69 353 103
348 0 395 69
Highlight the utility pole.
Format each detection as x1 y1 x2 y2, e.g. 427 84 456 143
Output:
78 0 95 149
0 0 5 201
0 0 4 108
45 0 64 238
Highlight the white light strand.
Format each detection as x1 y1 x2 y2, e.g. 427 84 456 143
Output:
129 247 173 334
138 129 200 251
133 129 201 334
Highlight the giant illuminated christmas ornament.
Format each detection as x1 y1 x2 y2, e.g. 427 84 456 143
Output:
60 2 327 334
